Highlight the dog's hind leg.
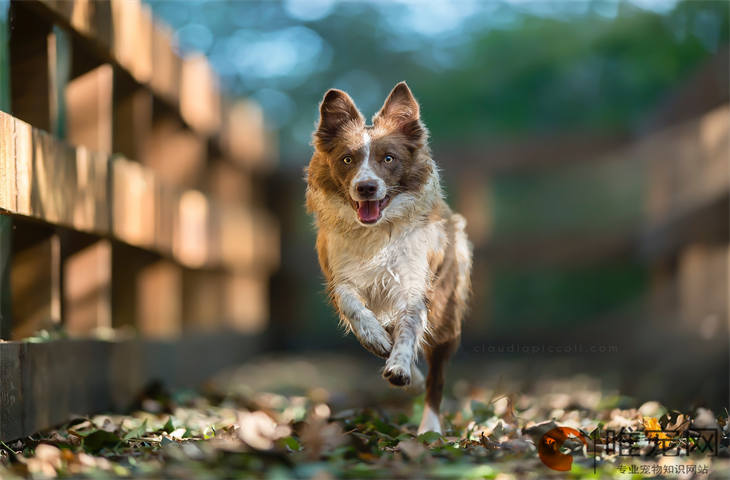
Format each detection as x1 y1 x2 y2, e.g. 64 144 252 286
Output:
418 339 458 435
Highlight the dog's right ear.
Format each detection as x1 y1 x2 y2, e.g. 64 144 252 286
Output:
314 89 364 151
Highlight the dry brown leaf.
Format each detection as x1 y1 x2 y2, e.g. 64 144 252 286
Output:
642 416 670 442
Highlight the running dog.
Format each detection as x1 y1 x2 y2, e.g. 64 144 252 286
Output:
305 82 472 434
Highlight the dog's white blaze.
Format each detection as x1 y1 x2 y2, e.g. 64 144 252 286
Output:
418 404 442 435
362 131 370 159
350 131 386 200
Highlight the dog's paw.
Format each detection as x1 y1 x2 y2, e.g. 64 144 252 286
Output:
364 332 392 358
407 365 425 393
383 363 411 387
356 320 392 359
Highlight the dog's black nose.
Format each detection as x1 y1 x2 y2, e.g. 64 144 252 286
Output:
356 181 378 197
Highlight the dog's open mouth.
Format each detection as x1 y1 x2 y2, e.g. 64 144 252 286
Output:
354 196 390 224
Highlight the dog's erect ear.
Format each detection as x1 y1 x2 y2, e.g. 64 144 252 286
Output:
314 89 364 151
373 82 427 146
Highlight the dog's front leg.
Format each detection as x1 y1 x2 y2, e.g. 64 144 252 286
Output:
333 284 392 358
383 301 426 387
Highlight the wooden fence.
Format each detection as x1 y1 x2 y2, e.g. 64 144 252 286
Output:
0 0 278 441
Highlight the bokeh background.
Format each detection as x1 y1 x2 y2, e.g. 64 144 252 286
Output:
148 0 729 409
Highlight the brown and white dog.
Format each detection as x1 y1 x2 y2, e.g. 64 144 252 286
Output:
305 82 472 434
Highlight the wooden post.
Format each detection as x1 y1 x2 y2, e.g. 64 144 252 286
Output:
48 26 71 139
137 260 182 339
141 117 205 189
10 233 61 340
0 0 10 110
64 240 111 336
66 64 113 154
9 2 51 131
182 270 224 331
113 82 152 163
224 272 268 333
0 0 11 340
678 244 728 335
0 215 10 339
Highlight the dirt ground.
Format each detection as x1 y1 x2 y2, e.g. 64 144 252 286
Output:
0 353 727 479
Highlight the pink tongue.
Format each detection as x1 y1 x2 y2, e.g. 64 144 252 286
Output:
357 200 381 223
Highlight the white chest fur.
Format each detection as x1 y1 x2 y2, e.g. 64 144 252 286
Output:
325 220 446 325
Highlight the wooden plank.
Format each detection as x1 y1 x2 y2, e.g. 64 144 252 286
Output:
174 189 209 268
73 147 109 233
455 174 492 247
112 157 156 248
182 270 224 332
645 104 730 227
150 21 180 105
207 158 252 205
0 342 23 440
154 181 179 256
66 63 113 155
10 234 61 340
39 0 113 51
13 116 33 216
218 204 255 270
0 332 265 441
63 239 111 336
141 117 205 189
72 0 113 50
639 192 728 261
31 128 77 227
221 100 269 170
0 111 16 212
111 0 152 85
216 205 279 271
180 53 220 136
253 210 280 271
224 272 268 333
215 205 280 272
677 244 728 334
136 260 181 339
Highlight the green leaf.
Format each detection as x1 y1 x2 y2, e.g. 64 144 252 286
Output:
163 417 175 434
417 431 442 444
123 419 148 441
83 430 122 453
280 436 301 452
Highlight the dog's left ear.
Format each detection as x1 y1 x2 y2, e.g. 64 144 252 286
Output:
373 82 427 146
314 89 364 152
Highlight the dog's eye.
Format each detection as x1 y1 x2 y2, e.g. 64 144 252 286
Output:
343 156 352 164
384 155 394 163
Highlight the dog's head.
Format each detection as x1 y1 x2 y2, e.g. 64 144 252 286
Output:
306 82 437 228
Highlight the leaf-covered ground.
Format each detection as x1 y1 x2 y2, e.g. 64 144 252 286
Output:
0 353 727 479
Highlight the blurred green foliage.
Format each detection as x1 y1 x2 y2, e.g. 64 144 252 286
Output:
150 0 729 159
149 0 728 345
492 262 647 331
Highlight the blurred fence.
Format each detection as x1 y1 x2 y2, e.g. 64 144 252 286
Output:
0 0 278 441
